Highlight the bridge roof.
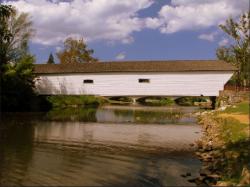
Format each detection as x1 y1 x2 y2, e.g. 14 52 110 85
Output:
34 60 237 74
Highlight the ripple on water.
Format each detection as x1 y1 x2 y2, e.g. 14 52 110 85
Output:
0 107 202 186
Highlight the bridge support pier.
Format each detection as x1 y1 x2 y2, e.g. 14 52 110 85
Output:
209 96 217 109
132 97 137 105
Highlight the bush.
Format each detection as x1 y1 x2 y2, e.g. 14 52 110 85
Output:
1 55 36 112
175 96 208 106
137 96 174 106
109 96 133 103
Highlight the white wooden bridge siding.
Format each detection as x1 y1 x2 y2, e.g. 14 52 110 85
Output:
35 71 233 96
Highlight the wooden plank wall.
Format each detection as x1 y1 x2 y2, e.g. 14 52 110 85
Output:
35 72 234 96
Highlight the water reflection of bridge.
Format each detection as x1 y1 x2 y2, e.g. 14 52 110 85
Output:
105 95 216 108
46 106 199 124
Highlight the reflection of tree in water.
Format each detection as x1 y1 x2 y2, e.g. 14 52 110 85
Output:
113 109 183 124
113 109 134 118
0 118 35 185
46 108 97 122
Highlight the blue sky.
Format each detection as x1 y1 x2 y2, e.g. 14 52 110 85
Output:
4 0 249 63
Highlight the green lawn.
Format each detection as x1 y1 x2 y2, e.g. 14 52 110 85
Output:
213 100 250 185
223 101 249 115
216 101 249 143
217 117 248 143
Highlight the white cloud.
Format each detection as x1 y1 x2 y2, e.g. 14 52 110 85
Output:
145 17 162 29
3 0 249 46
218 38 229 46
5 0 153 45
115 52 126 60
55 46 62 52
157 0 249 34
121 36 134 44
198 32 217 42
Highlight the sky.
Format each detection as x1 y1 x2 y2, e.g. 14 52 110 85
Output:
2 0 249 63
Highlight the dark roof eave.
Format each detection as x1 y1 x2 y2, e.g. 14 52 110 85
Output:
34 69 236 75
34 60 237 74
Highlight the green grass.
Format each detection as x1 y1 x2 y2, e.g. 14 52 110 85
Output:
47 95 108 108
215 100 249 143
205 100 250 185
137 96 175 106
216 117 248 143
223 101 249 115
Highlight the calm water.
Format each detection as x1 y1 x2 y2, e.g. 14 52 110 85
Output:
0 106 202 186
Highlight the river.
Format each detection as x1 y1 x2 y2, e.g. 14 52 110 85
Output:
0 105 202 186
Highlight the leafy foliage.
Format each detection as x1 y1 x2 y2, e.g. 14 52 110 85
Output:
0 5 36 111
216 12 250 87
137 96 175 106
1 55 36 111
0 5 15 66
0 6 34 66
175 96 208 106
57 37 98 64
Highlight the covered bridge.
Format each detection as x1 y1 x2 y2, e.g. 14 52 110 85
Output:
34 60 236 96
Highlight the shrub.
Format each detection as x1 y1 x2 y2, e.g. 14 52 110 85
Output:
175 96 208 106
137 96 175 106
109 96 133 103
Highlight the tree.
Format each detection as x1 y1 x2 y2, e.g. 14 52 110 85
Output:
57 37 98 64
47 53 55 64
0 5 34 66
216 12 250 88
0 5 15 66
0 5 36 111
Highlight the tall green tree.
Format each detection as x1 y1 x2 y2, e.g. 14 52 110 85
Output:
216 12 250 88
47 53 55 64
0 5 15 66
0 5 34 66
57 37 98 64
0 5 36 111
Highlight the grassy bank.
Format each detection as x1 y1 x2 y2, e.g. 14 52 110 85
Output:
47 95 109 108
195 100 250 186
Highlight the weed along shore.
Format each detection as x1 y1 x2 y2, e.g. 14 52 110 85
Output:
192 92 250 186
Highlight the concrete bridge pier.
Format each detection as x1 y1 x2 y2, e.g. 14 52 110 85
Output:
132 97 137 105
209 96 217 109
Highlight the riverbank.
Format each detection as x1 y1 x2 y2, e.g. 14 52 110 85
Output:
194 98 249 186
